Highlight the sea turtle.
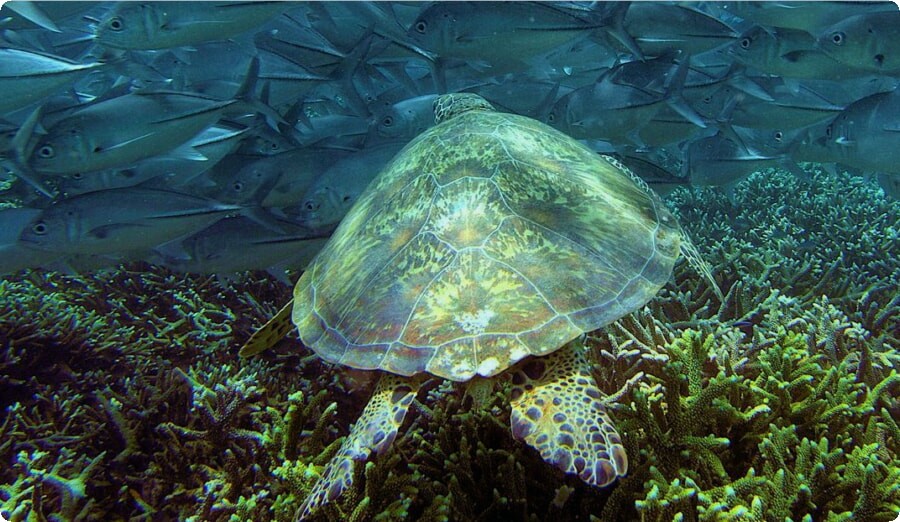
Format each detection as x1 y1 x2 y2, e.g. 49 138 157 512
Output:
240 93 718 519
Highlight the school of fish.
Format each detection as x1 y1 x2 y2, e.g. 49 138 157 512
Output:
1 1 898 277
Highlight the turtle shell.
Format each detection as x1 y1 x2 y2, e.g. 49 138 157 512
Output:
292 94 681 381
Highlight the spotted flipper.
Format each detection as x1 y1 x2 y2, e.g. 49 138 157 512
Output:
239 299 294 358
509 340 627 487
298 374 420 520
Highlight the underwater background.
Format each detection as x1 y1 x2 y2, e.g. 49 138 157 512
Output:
1 2 899 521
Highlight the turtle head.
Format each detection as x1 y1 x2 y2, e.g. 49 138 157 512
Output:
434 93 494 124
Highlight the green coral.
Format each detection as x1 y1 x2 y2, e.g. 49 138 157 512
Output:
1 169 898 521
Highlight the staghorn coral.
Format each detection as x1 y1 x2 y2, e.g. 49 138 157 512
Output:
1 168 898 521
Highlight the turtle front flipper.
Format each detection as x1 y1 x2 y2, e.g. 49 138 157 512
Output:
509 340 627 487
298 374 421 520
239 299 294 358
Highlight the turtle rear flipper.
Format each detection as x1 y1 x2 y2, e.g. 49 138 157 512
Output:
239 299 294 358
299 374 421 520
509 340 627 487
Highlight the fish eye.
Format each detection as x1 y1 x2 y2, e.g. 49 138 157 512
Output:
830 31 844 46
547 112 555 123
382 116 394 127
774 131 783 142
38 145 55 158
305 201 317 211
31 221 48 235
233 181 244 192
414 20 427 34
71 172 83 180
825 125 832 138
740 37 751 49
342 195 352 202
108 17 124 32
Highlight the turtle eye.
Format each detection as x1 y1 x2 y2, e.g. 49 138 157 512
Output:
31 221 48 235
38 145 55 158
830 31 845 45
108 16 124 31
740 37 751 49
414 20 427 34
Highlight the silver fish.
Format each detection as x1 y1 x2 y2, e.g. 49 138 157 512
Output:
158 216 327 275
727 25 862 80
816 12 900 73
408 2 598 74
0 207 59 273
58 125 248 196
685 132 790 187
372 94 437 140
291 142 405 230
19 187 241 255
819 87 900 173
94 1 287 50
623 3 739 57
0 48 102 114
711 2 897 34
29 92 235 175
257 148 349 208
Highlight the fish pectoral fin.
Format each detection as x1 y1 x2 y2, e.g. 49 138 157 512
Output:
168 142 208 161
238 299 294 357
88 222 149 239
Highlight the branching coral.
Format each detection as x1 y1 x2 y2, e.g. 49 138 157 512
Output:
1 169 898 521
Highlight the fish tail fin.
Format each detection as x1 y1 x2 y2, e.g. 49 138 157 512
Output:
234 55 287 129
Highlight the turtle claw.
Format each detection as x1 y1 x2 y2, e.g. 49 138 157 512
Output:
509 340 627 487
298 374 420 520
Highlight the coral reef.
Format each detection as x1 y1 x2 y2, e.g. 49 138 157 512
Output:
1 168 898 521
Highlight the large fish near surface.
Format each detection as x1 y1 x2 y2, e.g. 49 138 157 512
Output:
407 2 599 73
28 92 236 175
815 87 900 173
549 54 703 146
816 11 900 73
713 1 896 34
94 1 287 50
0 48 103 114
694 81 846 131
726 25 864 80
18 187 241 256
621 3 738 57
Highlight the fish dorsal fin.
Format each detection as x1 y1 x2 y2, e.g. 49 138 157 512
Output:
238 298 294 357
680 232 725 303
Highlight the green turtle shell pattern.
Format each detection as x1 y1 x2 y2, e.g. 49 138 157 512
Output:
292 103 681 381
